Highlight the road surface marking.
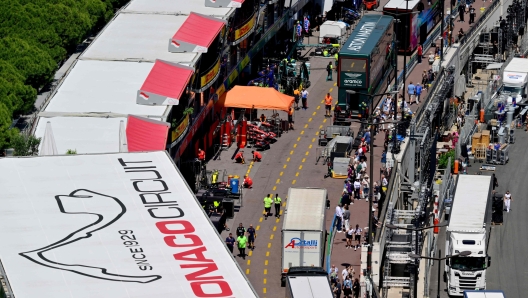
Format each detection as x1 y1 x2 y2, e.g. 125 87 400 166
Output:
268 243 271 248
293 144 297 148
273 226 277 231
270 234 274 240
329 88 333 92
295 172 299 177
265 260 269 265
280 210 283 215
246 269 250 274
286 157 290 162
334 82 337 86
304 124 308 128
297 137 301 141
308 144 312 149
272 186 277 190
276 179 280 184
259 217 263 222
320 100 324 104
256 225 260 231
308 118 312 122
305 151 309 156
302 158 306 162
266 251 270 256
315 131 319 135
323 118 327 123
276 218 280 223
292 179 296 184
290 150 294 155
283 164 287 169
282 202 286 207
263 288 267 294
312 138 316 142
279 171 283 176
317 106 321 110
319 125 323 129
300 130 305 134
299 165 303 170
249 251 253 256
247 260 251 265
264 269 268 274
263 278 267 284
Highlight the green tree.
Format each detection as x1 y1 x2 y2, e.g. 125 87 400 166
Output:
9 133 41 156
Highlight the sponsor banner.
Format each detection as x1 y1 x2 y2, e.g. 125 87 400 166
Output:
170 115 190 148
200 57 221 90
340 72 367 88
232 16 256 45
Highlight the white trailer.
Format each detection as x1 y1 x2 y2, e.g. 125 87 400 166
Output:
502 58 528 103
281 188 327 287
445 175 492 296
464 290 505 298
0 151 258 298
319 20 347 43
285 267 333 298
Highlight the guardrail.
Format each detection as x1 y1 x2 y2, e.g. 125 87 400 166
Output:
325 214 337 273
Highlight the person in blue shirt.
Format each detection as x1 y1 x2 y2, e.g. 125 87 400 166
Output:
296 22 302 42
415 83 423 104
304 16 310 36
225 233 235 254
407 82 415 105
364 129 371 145
381 150 387 171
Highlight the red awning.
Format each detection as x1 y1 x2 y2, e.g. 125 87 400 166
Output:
170 12 226 53
126 115 170 152
137 60 194 106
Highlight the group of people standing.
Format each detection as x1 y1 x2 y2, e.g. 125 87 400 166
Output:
329 264 360 298
225 223 256 259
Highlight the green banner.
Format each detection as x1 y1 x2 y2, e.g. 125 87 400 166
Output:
340 72 367 88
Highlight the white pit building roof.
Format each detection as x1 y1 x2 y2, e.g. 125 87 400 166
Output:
122 0 235 18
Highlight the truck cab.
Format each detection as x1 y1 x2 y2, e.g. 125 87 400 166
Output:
445 233 490 296
502 72 527 104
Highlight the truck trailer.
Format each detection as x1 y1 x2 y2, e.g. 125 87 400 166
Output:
285 267 333 298
464 290 505 297
281 187 327 287
445 175 493 296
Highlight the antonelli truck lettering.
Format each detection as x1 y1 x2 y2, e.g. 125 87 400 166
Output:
0 152 257 298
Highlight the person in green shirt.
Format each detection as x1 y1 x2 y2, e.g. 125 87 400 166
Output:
274 193 282 218
263 194 273 220
236 233 248 259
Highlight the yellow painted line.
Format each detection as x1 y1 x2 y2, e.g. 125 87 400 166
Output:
297 137 301 141
305 151 310 156
283 164 287 169
317 106 321 110
308 118 312 122
266 251 270 257
319 125 323 129
283 202 286 207
286 157 291 161
323 118 327 123
249 164 253 169
264 269 268 274
315 131 319 135
265 260 269 265
249 250 253 256
276 179 280 184
321 100 324 104
295 172 299 177
247 260 251 265
293 144 297 148
256 225 260 231
312 138 316 142
276 218 280 223
273 226 277 231
292 179 296 184
304 124 308 128
272 186 277 191
246 269 250 274
289 151 294 155
334 82 337 86
299 165 303 170
267 243 271 248
329 88 333 92
259 217 263 222
279 171 283 176
309 144 313 149
246 170 251 175
302 158 306 162
263 278 267 284
263 288 267 294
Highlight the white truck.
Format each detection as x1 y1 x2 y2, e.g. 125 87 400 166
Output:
445 175 493 296
319 20 347 43
501 57 528 103
281 187 327 287
285 267 333 298
464 290 506 298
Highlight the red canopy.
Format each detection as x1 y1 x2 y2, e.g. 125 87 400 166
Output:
137 60 194 106
126 115 170 152
170 12 226 53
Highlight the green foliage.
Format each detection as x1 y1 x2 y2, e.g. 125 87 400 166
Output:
66 149 77 154
9 133 41 156
0 0 129 151
438 149 456 170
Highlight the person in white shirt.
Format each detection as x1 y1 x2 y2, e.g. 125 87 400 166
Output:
335 204 344 232
353 179 361 200
503 191 512 212
353 224 362 251
342 266 349 280
362 175 370 201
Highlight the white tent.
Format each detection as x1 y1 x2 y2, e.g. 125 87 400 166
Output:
39 121 58 156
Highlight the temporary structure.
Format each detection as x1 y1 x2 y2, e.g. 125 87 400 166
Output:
222 86 294 112
119 120 128 153
39 121 58 156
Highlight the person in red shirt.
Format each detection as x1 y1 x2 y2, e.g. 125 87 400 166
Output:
252 150 262 162
234 151 245 164
417 44 423 64
243 175 253 188
197 148 205 161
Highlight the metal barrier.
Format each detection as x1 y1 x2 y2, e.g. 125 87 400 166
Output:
325 214 337 273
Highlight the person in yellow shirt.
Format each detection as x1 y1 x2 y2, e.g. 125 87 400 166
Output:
236 233 248 259
274 194 282 218
263 194 273 220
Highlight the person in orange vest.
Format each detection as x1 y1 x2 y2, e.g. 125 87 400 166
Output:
325 93 333 117
198 148 205 161
234 150 245 164
288 107 294 130
252 150 262 162
243 175 253 188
